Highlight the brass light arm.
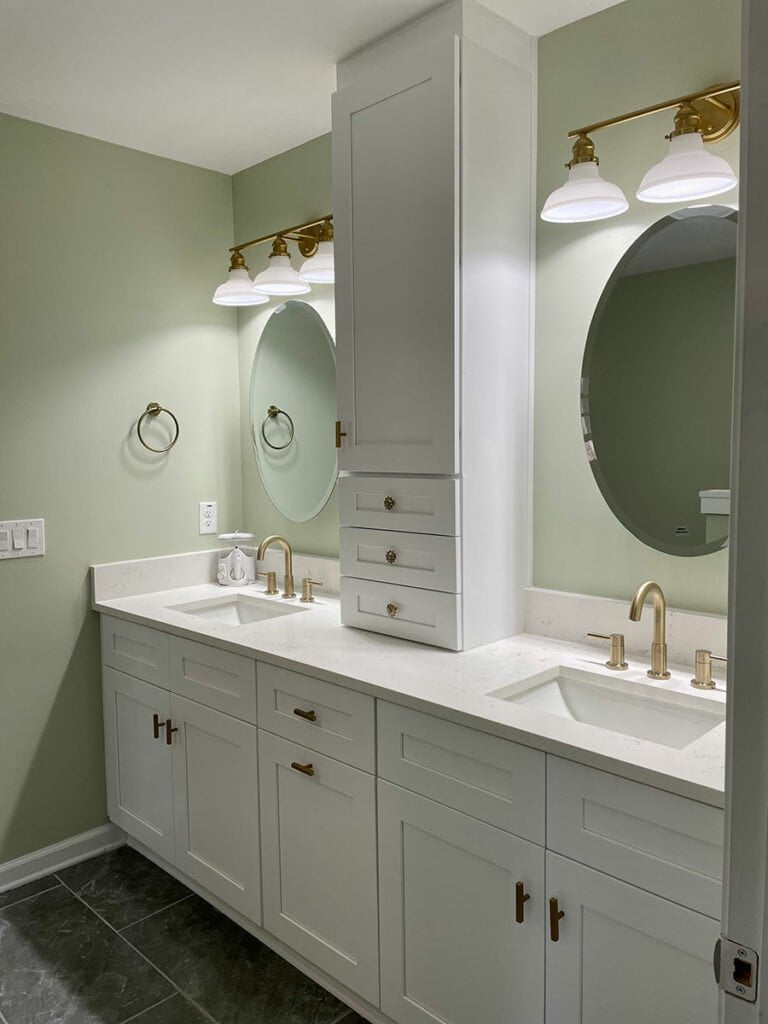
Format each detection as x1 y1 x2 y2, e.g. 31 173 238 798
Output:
230 214 333 256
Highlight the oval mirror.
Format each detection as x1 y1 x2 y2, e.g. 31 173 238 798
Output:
581 206 737 556
249 301 337 522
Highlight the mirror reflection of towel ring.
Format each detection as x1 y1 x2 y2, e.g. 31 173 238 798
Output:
261 405 295 450
137 402 180 453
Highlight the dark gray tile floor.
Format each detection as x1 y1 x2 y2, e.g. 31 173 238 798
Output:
0 846 362 1024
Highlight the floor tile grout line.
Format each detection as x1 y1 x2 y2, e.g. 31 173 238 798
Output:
116 893 194 933
0 880 63 912
55 876 220 1024
115 992 177 1024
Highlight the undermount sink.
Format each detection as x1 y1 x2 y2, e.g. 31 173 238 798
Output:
488 666 724 749
168 593 307 626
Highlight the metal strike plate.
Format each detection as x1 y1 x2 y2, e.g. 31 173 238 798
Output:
715 937 758 1002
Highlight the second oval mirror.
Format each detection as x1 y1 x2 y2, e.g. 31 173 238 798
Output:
249 301 337 522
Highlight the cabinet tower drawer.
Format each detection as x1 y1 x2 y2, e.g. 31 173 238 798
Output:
378 702 545 844
101 615 169 687
341 527 461 593
547 757 724 918
339 476 459 535
169 636 256 723
257 662 375 772
341 577 461 650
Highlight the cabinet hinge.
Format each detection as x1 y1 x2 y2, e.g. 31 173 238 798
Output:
715 936 759 1002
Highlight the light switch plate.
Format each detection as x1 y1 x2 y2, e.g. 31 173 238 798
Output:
0 519 45 559
199 501 217 535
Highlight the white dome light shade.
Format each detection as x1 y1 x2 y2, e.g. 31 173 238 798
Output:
299 240 335 283
637 132 737 204
541 161 629 223
252 253 311 296
212 268 269 306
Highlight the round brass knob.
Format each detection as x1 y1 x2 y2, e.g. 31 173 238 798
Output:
386 602 399 618
385 549 397 564
383 496 396 511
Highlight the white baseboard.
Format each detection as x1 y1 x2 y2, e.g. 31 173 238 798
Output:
0 824 125 894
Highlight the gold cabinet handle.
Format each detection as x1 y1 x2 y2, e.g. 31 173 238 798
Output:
385 549 397 564
515 881 531 924
165 720 179 746
152 713 165 740
383 495 396 511
549 897 565 942
291 761 315 777
335 421 347 448
386 602 399 618
293 708 317 723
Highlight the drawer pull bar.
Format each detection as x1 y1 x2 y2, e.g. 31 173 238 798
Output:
165 720 179 746
515 882 530 924
549 897 565 942
385 549 397 564
293 708 317 723
291 761 315 777
384 496 396 511
152 713 165 740
386 602 399 618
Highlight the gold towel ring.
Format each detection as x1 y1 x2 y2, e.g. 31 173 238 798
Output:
261 405 295 451
137 402 180 453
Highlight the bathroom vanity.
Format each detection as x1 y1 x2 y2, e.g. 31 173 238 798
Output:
93 574 725 1024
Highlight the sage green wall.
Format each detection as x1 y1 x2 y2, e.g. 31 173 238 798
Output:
534 0 740 613
232 134 339 557
0 113 242 862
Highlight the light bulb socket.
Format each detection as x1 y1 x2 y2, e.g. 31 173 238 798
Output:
269 236 290 258
568 133 598 168
667 103 703 141
229 250 248 272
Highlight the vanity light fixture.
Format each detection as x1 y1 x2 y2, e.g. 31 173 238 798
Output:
542 82 740 223
212 214 333 305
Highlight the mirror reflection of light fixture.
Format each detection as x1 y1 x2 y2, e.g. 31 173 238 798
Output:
212 252 269 306
212 214 333 306
540 134 628 223
252 237 311 296
542 82 740 224
299 219 334 283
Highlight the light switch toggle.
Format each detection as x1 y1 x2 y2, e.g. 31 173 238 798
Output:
12 529 24 550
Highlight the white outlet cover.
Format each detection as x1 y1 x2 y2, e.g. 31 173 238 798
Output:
198 501 218 535
0 518 45 559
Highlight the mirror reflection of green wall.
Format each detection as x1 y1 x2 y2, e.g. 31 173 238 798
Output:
249 301 337 522
582 207 737 557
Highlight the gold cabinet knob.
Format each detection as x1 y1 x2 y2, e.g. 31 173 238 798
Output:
385 549 397 564
383 496 396 511
386 602 399 618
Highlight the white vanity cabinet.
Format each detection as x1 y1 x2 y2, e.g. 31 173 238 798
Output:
332 7 534 650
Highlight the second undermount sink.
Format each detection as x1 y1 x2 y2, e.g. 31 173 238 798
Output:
488 666 724 749
168 593 307 626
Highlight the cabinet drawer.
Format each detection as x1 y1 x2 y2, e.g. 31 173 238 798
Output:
547 757 724 918
341 577 461 650
257 662 375 772
169 636 256 723
101 615 169 687
378 702 545 844
341 527 461 592
339 476 459 535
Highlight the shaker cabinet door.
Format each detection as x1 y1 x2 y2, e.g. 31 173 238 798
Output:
378 780 545 1024
332 38 460 475
258 730 379 1005
170 695 261 923
102 667 174 861
545 852 720 1024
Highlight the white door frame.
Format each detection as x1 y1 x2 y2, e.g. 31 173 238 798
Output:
722 1 768 1020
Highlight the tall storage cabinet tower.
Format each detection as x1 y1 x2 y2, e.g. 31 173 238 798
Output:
333 0 534 651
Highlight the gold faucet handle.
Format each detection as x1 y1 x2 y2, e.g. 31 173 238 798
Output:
587 632 629 671
300 578 323 603
691 649 726 689
257 570 278 595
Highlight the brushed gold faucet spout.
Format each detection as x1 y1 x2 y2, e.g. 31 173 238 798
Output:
629 580 671 680
256 535 295 598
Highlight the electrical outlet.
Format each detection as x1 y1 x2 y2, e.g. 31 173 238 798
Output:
199 501 218 535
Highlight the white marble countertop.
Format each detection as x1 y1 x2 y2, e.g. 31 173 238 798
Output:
92 582 726 807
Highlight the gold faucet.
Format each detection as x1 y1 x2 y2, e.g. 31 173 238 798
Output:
629 581 671 680
256 535 295 598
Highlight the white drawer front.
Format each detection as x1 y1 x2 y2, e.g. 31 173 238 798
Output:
169 636 256 723
257 662 375 772
339 475 459 535
378 702 545 843
341 577 461 650
100 615 169 687
341 527 460 592
547 757 724 918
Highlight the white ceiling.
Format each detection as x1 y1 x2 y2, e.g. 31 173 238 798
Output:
0 0 626 174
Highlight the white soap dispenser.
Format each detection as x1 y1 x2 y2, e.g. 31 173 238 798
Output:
217 531 257 587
